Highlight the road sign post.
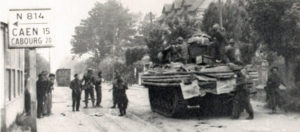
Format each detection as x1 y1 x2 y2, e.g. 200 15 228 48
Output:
8 8 53 132
9 8 53 48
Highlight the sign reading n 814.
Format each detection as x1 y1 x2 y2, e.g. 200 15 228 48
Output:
9 8 53 48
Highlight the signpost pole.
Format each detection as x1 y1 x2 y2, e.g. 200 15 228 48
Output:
28 49 37 132
8 8 53 132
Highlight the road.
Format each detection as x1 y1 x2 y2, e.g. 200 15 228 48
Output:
37 83 300 132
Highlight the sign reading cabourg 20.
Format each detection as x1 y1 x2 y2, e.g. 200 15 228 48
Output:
9 8 53 48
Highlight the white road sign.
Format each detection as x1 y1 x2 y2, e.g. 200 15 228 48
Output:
8 8 53 48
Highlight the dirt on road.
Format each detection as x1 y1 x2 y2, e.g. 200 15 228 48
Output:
37 83 300 132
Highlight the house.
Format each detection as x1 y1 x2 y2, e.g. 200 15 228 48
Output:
158 0 217 26
1 22 26 131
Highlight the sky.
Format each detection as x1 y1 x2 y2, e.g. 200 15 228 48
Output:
0 0 173 72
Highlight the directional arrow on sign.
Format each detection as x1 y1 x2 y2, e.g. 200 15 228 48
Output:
12 21 48 26
13 21 18 27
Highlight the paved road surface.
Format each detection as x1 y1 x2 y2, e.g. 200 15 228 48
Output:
37 83 300 132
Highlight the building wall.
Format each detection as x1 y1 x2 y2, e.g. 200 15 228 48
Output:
1 22 25 130
1 22 7 132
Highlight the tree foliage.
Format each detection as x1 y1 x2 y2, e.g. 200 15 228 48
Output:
36 54 50 76
201 1 258 64
246 0 299 58
125 48 147 65
144 24 166 63
202 1 253 43
71 0 138 66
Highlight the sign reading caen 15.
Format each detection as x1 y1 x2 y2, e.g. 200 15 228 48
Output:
8 8 53 48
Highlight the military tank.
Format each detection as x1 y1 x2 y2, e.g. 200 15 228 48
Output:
141 33 257 117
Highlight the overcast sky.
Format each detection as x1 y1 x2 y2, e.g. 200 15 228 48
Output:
1 0 173 72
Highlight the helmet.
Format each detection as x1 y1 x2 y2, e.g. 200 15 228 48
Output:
41 71 48 76
212 23 220 30
176 37 184 43
229 38 235 44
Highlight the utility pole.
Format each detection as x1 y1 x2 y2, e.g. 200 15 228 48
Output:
112 27 119 80
28 49 37 132
218 0 223 27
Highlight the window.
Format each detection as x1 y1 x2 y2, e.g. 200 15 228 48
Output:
17 70 20 96
21 71 23 93
5 69 11 101
12 69 16 98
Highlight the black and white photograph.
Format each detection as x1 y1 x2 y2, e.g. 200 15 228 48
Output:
1 0 300 131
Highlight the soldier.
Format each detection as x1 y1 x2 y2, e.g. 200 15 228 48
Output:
70 74 82 111
111 71 118 108
82 69 95 108
225 39 243 65
266 67 285 113
36 71 49 118
176 37 189 64
46 73 55 115
232 68 254 120
95 71 102 107
211 23 227 62
114 72 129 116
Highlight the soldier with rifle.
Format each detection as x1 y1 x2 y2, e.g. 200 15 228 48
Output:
232 68 254 120
266 67 286 113
82 69 95 108
113 71 129 116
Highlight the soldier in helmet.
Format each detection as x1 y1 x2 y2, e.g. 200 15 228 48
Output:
225 39 243 65
176 37 189 64
82 68 95 108
232 68 254 120
211 23 227 62
111 71 119 108
266 66 285 113
95 71 103 107
113 71 129 116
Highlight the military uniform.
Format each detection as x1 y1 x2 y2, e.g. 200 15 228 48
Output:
225 39 242 65
70 77 82 111
266 71 283 112
82 74 95 107
113 76 128 116
211 24 227 61
232 70 254 119
43 80 52 115
36 75 49 118
47 74 55 114
95 73 102 107
177 41 189 64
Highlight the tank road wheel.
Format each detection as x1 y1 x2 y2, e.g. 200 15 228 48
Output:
199 93 233 116
148 87 158 112
148 86 186 117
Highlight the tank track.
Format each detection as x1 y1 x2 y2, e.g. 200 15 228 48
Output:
148 86 187 117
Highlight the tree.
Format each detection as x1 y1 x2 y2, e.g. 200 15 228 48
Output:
71 0 138 68
36 54 50 76
144 24 166 63
247 0 299 88
138 12 156 38
125 48 147 65
201 1 258 64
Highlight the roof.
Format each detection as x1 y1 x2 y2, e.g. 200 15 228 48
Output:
174 0 184 9
187 0 206 12
162 4 173 13
176 7 185 16
156 14 166 22
184 0 198 6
